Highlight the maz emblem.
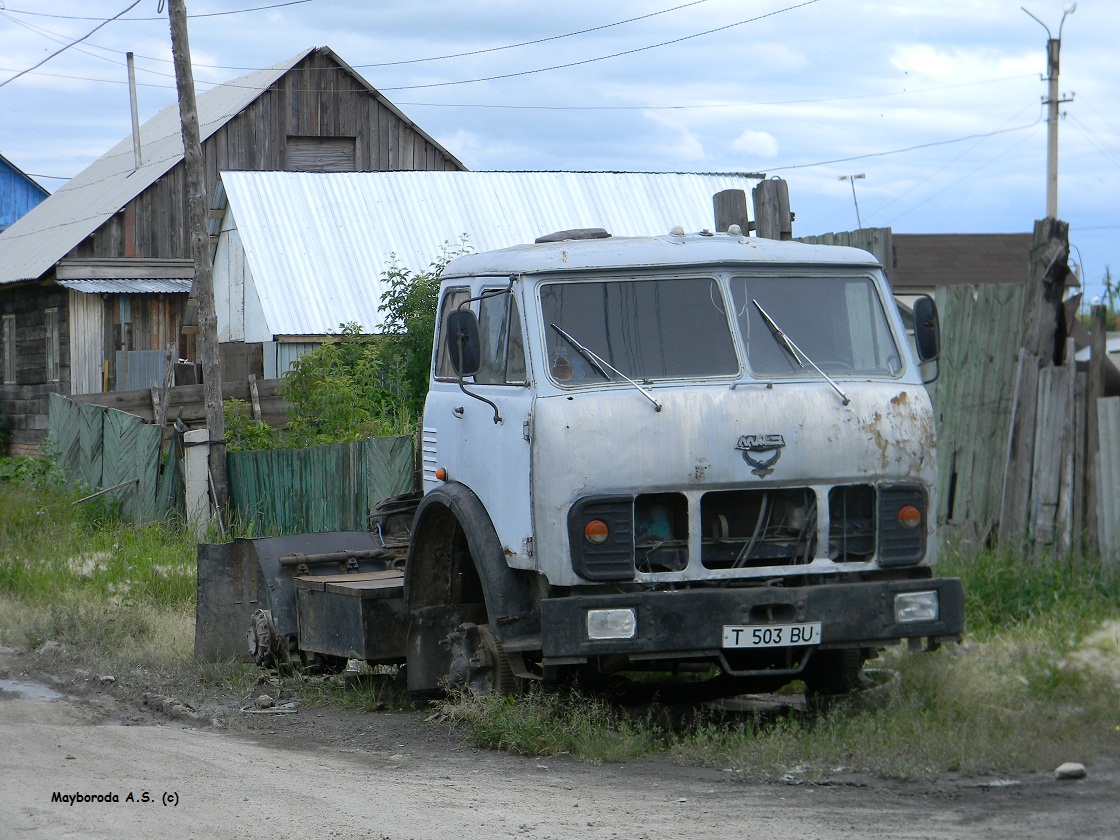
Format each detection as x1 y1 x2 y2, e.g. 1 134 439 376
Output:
736 434 786 477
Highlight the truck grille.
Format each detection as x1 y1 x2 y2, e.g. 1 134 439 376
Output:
700 488 817 569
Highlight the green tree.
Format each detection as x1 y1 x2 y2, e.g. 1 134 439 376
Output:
377 236 471 418
224 238 469 451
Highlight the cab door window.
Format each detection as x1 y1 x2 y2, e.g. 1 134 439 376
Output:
434 287 470 380
475 290 527 385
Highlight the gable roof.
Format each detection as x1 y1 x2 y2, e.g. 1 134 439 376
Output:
218 170 764 337
0 47 462 287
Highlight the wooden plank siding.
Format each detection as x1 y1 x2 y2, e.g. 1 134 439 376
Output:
2 48 464 453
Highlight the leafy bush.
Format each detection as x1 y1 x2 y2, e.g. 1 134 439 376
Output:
279 323 414 447
224 238 469 451
224 399 283 452
376 237 470 419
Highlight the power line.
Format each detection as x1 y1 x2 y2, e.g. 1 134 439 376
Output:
0 0 141 89
767 117 1043 172
0 0 313 21
863 102 1041 223
0 61 1034 112
1066 114 1120 173
336 0 717 70
0 0 714 75
378 0 825 91
883 124 1042 226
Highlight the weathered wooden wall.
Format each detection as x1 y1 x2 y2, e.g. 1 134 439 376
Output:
0 285 70 456
926 284 1025 546
69 377 288 429
72 49 464 263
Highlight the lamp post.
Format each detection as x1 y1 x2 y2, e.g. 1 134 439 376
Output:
838 173 866 229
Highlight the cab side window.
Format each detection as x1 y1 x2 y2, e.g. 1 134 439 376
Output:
434 287 470 381
475 290 527 385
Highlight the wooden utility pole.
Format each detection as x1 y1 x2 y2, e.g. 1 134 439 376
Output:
1023 5 1075 220
167 0 228 522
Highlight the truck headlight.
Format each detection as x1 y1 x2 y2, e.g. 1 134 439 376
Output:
587 608 637 640
894 590 939 623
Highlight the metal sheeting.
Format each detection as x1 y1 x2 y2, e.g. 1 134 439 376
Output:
115 350 170 392
0 50 315 285
227 435 413 534
59 278 192 294
217 170 764 337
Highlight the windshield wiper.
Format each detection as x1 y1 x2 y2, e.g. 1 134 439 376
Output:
549 324 662 412
751 300 850 406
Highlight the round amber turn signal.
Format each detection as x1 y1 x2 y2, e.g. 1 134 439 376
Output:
898 505 921 529
434 467 447 481
584 519 609 545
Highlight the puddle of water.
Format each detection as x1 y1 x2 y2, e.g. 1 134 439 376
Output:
0 678 65 702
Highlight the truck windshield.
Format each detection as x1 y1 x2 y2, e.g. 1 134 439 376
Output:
731 275 902 377
540 276 739 383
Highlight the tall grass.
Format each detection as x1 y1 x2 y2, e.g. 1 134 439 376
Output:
0 466 196 670
444 547 1120 778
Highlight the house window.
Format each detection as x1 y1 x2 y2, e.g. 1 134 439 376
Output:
284 136 357 172
45 307 60 382
2 314 14 384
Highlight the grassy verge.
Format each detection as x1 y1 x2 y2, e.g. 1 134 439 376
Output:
2 465 1118 779
442 547 1120 778
0 468 196 675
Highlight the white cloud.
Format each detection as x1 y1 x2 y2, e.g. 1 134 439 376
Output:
730 129 778 158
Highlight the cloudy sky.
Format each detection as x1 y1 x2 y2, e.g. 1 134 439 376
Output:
1 0 1117 299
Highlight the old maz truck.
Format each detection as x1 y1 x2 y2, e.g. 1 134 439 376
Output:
196 225 964 699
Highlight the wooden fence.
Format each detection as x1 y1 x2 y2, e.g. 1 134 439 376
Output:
69 377 287 429
226 435 414 534
49 392 413 533
47 393 176 523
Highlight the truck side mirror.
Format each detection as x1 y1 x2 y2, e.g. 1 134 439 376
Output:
912 295 940 363
446 309 482 377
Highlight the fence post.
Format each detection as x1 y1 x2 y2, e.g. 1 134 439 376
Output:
184 428 211 537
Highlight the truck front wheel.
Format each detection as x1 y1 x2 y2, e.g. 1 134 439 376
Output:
445 622 522 696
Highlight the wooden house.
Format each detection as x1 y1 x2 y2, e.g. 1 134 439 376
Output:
0 47 464 456
0 152 49 233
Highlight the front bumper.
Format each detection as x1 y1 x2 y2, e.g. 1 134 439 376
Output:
540 577 963 673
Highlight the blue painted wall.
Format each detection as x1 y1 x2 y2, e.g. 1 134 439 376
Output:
0 156 49 232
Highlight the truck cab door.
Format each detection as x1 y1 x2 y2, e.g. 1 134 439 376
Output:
423 284 535 569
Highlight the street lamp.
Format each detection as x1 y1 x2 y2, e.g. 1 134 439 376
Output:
838 174 866 229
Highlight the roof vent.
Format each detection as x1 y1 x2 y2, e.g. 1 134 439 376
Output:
535 227 611 244
727 224 743 237
669 225 685 236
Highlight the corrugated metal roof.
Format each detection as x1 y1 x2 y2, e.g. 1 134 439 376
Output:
219 170 764 336
58 278 192 294
0 49 317 286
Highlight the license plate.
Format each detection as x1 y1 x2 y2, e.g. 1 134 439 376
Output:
722 622 821 648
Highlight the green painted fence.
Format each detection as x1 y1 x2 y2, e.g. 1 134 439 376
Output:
227 436 414 534
48 393 168 523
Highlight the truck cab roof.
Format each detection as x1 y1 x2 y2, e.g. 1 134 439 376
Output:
442 230 884 280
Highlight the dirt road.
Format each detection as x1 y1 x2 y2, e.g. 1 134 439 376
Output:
1 647 1117 840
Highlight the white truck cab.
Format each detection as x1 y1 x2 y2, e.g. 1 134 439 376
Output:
405 227 962 695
